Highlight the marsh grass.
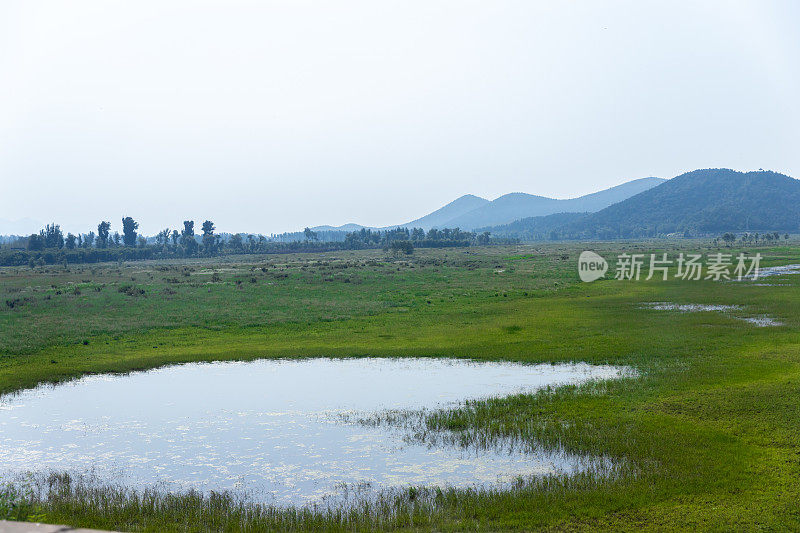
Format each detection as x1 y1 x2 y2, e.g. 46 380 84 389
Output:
6 468 641 532
0 480 45 523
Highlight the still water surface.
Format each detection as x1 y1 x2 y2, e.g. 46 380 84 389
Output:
0 358 627 506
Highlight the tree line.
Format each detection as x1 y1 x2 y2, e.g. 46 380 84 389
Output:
0 219 497 266
25 218 144 251
20 218 222 255
344 227 491 248
716 232 789 246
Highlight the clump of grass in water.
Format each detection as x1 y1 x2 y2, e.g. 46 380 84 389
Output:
339 378 636 490
5 469 642 532
8 472 440 531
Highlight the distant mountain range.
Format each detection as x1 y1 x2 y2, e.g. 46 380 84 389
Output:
481 169 800 240
399 194 490 230
425 177 665 231
555 168 800 239
312 176 666 233
310 194 490 233
476 212 589 240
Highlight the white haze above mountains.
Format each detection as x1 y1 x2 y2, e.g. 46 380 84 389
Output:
312 177 666 233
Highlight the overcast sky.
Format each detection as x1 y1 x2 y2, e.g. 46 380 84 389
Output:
2 1 799 235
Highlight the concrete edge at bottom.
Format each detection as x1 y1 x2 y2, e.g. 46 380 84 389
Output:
0 520 116 533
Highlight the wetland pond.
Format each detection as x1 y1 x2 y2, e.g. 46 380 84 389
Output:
0 358 629 506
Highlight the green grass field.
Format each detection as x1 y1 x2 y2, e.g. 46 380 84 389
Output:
2 243 800 531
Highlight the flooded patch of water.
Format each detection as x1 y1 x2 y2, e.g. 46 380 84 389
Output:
640 302 783 327
641 302 741 312
738 316 784 327
0 358 628 507
742 264 800 280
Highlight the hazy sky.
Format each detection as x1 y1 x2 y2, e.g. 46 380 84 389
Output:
2 1 799 235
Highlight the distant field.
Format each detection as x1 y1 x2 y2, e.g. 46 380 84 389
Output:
2 242 800 531
0 245 589 360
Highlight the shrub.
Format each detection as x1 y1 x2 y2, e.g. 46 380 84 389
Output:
118 284 145 297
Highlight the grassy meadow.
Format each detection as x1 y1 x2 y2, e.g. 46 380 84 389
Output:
2 242 800 531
